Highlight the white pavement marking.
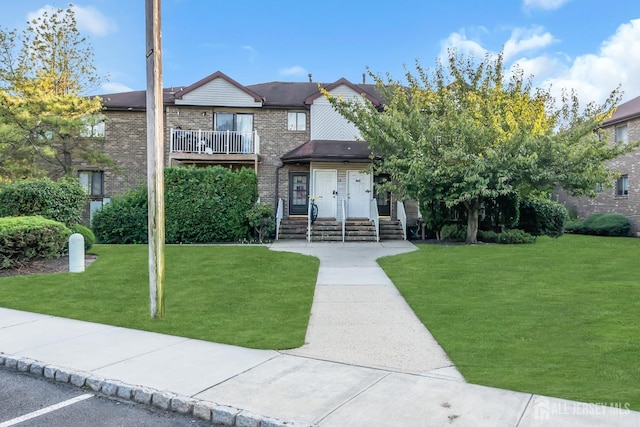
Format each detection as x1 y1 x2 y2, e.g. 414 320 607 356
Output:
0 393 94 427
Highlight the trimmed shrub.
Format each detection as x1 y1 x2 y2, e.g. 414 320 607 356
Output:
92 186 148 244
579 213 631 236
563 218 584 234
0 178 87 226
246 202 275 243
0 216 71 268
70 224 96 250
479 229 536 244
92 166 258 244
517 197 568 238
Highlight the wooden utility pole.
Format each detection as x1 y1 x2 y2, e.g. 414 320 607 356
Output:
145 0 165 318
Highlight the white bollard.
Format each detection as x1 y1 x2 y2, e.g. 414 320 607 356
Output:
68 233 85 273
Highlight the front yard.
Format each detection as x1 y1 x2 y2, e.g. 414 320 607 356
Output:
0 245 319 350
378 235 640 409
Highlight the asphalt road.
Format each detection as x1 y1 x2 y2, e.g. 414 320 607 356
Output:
0 367 209 427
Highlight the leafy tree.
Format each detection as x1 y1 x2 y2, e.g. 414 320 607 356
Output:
0 6 109 181
324 49 638 243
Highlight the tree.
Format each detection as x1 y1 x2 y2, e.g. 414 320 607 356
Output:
0 6 110 181
324 49 638 243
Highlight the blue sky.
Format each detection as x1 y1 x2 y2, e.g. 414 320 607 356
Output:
1 0 639 105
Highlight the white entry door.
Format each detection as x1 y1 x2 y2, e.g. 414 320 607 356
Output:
313 169 337 218
347 170 371 218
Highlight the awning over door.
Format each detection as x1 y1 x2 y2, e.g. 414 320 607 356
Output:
281 140 372 163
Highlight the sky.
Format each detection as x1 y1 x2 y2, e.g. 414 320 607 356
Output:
1 0 639 107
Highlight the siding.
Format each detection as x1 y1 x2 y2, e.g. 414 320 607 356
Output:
175 78 262 107
310 85 363 141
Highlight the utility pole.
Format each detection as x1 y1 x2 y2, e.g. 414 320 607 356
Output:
145 0 165 319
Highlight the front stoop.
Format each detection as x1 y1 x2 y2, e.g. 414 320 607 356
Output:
277 218 406 241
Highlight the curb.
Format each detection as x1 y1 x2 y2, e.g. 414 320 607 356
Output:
0 353 307 427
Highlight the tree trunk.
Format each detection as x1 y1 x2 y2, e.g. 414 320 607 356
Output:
465 199 480 244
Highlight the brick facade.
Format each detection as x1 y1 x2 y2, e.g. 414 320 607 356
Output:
555 115 640 234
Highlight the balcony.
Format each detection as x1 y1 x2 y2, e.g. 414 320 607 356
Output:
169 128 260 166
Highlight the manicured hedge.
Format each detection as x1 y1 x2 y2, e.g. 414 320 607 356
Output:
71 224 96 250
478 229 536 244
0 216 71 268
0 178 87 226
92 166 259 244
566 213 631 237
517 197 568 238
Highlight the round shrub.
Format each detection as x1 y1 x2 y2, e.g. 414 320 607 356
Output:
70 224 96 250
580 213 631 236
517 197 568 238
246 202 275 242
0 216 71 268
0 178 87 226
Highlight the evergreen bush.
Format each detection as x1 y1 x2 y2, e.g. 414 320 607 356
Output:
0 178 87 226
580 213 631 236
70 224 96 250
0 216 71 268
517 197 568 238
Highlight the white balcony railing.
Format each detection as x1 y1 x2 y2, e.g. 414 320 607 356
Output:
170 128 260 155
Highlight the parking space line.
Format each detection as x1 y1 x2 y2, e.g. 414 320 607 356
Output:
0 393 94 427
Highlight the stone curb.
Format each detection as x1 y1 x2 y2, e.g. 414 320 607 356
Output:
0 353 307 427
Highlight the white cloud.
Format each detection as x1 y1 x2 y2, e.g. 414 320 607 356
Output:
27 5 117 37
100 82 134 94
503 27 557 61
438 29 489 64
509 55 558 81
543 19 640 105
279 65 308 77
523 0 572 10
242 45 257 62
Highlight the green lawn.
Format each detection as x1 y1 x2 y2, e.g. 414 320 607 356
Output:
378 235 640 409
0 245 319 350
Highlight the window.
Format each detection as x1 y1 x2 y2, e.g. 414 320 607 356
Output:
215 113 253 133
288 112 306 131
81 116 106 138
616 175 628 197
616 125 628 145
79 171 104 196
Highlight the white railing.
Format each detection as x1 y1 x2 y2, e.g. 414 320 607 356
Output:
369 199 380 242
275 198 283 241
341 199 346 243
307 196 313 243
397 200 407 240
170 128 260 155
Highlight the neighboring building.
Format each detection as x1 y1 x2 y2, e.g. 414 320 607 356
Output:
87 71 412 240
555 95 640 234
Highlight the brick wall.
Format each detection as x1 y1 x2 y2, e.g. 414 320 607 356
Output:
98 106 310 213
555 116 640 234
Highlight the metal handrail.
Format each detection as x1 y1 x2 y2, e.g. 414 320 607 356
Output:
275 198 283 240
341 199 346 243
397 200 407 240
369 199 380 242
170 128 259 154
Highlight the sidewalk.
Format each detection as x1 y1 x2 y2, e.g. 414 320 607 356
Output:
0 240 638 426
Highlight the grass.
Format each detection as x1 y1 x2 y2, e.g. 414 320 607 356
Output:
378 235 640 409
0 245 319 350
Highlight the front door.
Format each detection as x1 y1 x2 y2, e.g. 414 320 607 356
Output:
347 170 371 218
313 169 337 218
374 174 391 217
289 172 309 215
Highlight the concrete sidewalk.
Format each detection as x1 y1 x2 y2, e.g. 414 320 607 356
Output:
0 241 638 426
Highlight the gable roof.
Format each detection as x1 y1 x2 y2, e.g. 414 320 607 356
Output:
305 78 383 106
603 95 640 127
173 71 263 102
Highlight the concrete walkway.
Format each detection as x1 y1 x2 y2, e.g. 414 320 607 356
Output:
0 241 639 426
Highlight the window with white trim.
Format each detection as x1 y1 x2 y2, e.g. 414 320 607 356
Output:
615 175 628 197
79 171 104 196
288 112 306 131
615 125 628 146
